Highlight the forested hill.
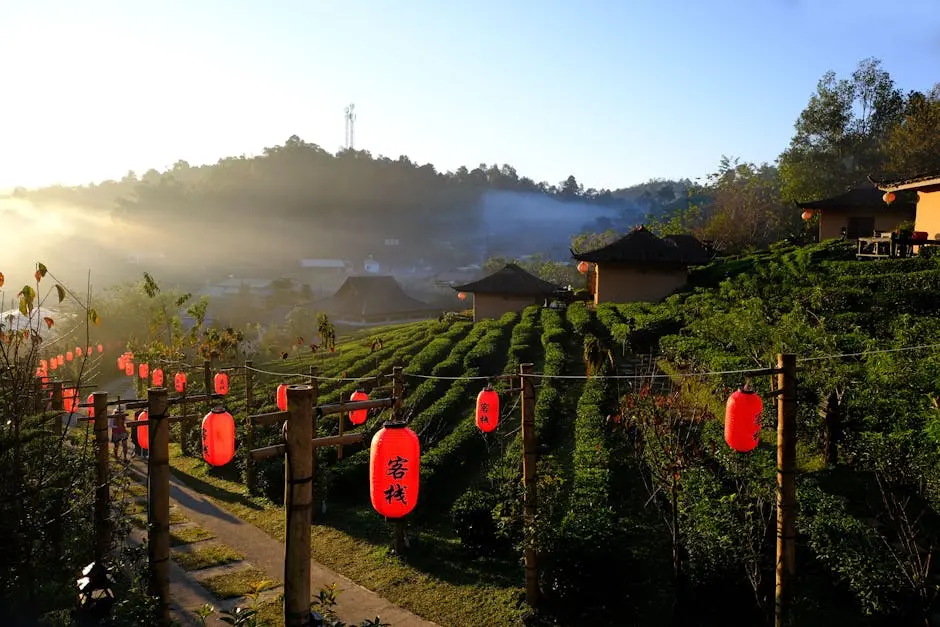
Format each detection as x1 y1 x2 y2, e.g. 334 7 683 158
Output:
12 139 688 275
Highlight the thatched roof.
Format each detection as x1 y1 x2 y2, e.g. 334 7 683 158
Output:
452 264 561 296
571 225 704 266
315 275 436 317
795 187 917 212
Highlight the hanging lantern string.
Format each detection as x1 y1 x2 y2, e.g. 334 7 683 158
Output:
233 341 940 384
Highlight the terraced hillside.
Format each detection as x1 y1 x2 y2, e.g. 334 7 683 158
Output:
161 240 940 626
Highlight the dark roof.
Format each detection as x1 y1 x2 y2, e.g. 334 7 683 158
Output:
795 186 917 211
452 263 561 296
570 225 701 266
663 234 712 264
869 172 940 192
315 275 436 316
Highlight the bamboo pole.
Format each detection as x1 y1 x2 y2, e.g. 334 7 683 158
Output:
245 360 256 493
521 362 539 608
775 354 797 627
93 391 110 562
391 366 406 555
147 387 171 626
283 384 314 627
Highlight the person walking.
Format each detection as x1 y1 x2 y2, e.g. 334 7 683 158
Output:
109 409 129 463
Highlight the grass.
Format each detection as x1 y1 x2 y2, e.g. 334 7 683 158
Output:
169 524 216 546
200 567 278 600
173 543 245 571
168 443 526 627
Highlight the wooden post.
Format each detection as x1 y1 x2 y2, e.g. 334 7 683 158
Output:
51 380 63 434
283 384 314 627
203 360 212 410
309 366 319 520
337 413 345 461
147 387 171 626
391 367 406 554
93 391 110 562
245 361 256 493
520 362 539 608
775 354 797 627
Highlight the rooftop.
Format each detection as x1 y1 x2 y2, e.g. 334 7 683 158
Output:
796 186 917 211
571 225 708 266
452 263 561 296
869 172 940 193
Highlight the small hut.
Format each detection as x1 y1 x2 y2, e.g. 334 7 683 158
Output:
795 187 916 240
314 275 440 326
871 172 940 240
571 226 708 305
452 263 561 321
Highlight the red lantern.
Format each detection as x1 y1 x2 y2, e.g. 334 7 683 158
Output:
40 359 47 370
35 367 44 378
124 361 134 376
97 344 103 353
136 410 149 450
152 368 164 386
724 388 763 453
86 393 95 418
75 347 83 358
457 292 467 301
883 191 896 205
57 354 64 366
214 372 229 395
63 387 76 412
349 390 369 425
87 345 92 355
475 387 499 433
174 372 187 394
138 363 150 379
117 355 126 371
50 359 58 371
577 260 589 274
66 351 73 362
801 210 815 221
276 384 288 411
369 422 420 519
202 407 236 466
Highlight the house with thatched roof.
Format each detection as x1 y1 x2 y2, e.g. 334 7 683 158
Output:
796 187 916 240
871 172 940 240
452 263 561 321
314 275 440 326
571 226 709 305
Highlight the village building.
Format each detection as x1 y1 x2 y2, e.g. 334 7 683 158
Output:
314 275 440 326
571 225 710 305
796 187 916 240
452 263 562 322
871 172 940 240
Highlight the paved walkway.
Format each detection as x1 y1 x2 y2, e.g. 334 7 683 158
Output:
124 460 439 626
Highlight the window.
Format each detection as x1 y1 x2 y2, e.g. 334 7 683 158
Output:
846 217 875 239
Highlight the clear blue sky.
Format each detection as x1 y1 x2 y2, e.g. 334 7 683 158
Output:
2 0 938 191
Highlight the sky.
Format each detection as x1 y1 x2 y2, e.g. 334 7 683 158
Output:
1 0 939 192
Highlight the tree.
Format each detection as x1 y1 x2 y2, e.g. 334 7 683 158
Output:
882 85 940 176
779 57 904 201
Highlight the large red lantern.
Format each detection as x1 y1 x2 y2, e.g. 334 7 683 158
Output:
276 384 288 411
369 422 420 519
136 410 149 450
883 191 896 205
577 260 590 274
138 363 150 379
87 345 92 355
202 407 236 466
349 390 369 425
174 372 187 394
214 372 229 395
97 343 103 353
457 292 467 301
117 355 126 371
50 359 58 371
86 393 95 418
475 387 499 433
124 361 134 376
63 387 76 412
152 368 164 386
724 388 763 453
75 347 83 358
801 210 815 221
65 351 73 362
57 354 64 366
